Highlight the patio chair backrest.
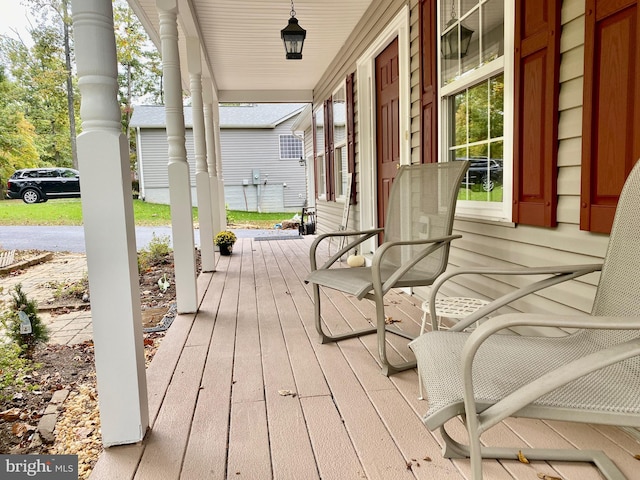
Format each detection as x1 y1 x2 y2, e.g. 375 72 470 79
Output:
586 160 640 376
592 159 640 318
381 161 468 281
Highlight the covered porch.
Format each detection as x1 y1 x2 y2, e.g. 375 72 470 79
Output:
88 236 640 480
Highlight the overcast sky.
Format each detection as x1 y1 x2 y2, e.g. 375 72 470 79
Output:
0 1 33 43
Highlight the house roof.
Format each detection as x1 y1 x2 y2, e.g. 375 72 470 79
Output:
130 103 307 129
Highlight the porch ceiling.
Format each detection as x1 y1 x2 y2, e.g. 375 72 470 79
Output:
128 0 374 103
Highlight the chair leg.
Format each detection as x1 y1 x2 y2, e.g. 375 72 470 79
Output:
375 295 416 377
438 423 626 480
312 284 416 375
313 283 376 344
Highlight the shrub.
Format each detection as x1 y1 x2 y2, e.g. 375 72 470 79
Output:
138 233 172 272
1 284 49 358
0 342 37 402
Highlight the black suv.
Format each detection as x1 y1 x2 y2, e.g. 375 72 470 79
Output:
457 158 503 192
6 168 81 204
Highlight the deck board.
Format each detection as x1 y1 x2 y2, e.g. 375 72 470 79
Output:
89 236 640 480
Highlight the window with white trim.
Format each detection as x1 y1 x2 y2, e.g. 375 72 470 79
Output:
439 0 512 221
279 134 303 160
314 107 327 200
332 85 348 201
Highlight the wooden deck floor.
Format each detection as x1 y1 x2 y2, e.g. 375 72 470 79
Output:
90 236 640 480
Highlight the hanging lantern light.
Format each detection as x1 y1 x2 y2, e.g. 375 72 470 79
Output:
441 0 474 60
281 0 306 60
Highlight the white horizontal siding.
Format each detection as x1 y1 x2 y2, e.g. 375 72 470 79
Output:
138 129 196 190
220 117 306 212
138 117 306 212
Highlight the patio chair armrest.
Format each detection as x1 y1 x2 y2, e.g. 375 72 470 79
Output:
427 263 603 331
309 228 383 271
460 313 640 432
371 235 462 293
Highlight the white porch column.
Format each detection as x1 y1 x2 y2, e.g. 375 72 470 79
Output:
213 106 227 229
203 80 222 236
187 38 215 272
71 0 148 446
157 0 198 313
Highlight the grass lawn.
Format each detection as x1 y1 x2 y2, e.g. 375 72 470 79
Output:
0 198 293 229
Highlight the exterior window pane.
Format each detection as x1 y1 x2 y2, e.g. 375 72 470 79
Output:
314 108 326 197
461 7 480 76
279 134 303 160
482 0 504 63
441 0 505 84
332 86 348 199
451 73 504 202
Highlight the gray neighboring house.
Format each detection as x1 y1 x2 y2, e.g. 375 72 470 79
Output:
130 103 307 212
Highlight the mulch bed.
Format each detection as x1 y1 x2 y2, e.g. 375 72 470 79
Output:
0 249 196 478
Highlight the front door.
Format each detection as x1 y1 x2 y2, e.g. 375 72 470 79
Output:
375 38 400 235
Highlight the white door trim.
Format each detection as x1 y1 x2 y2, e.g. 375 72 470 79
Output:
356 5 410 254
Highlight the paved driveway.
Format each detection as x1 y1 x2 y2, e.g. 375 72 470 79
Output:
0 226 188 253
0 226 299 253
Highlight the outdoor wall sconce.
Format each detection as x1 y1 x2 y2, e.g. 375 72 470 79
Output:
441 0 474 60
299 157 306 166
281 0 306 60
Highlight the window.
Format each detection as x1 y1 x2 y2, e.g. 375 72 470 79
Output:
314 107 327 199
439 0 512 221
449 74 504 202
332 85 348 200
279 134 303 160
314 77 355 203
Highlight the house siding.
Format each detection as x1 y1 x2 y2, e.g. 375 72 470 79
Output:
312 0 610 326
137 128 198 205
220 116 306 213
135 114 306 212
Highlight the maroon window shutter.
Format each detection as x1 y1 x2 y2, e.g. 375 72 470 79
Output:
512 0 560 227
420 0 437 164
324 99 335 201
346 72 357 204
581 0 640 233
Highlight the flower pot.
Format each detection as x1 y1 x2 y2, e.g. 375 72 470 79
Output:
219 244 233 256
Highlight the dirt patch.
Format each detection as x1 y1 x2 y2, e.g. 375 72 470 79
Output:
0 249 197 477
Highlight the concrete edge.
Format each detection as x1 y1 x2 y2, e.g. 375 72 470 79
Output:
0 252 55 276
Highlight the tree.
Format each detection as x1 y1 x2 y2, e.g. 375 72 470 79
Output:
1 8 78 168
22 0 79 168
0 65 39 193
113 0 163 172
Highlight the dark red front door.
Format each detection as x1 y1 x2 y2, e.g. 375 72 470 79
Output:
375 38 400 235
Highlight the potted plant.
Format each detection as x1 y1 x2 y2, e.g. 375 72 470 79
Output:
214 230 237 255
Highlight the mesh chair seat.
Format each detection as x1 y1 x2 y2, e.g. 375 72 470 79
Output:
412 329 640 430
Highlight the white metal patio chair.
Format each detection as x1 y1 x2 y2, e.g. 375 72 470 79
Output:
306 161 469 376
409 159 640 479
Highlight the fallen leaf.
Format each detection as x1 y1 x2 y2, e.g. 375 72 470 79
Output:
423 456 432 462
12 422 35 438
0 408 21 421
537 474 563 480
385 316 400 324
517 450 530 464
634 454 640 460
406 461 412 471
278 389 297 398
